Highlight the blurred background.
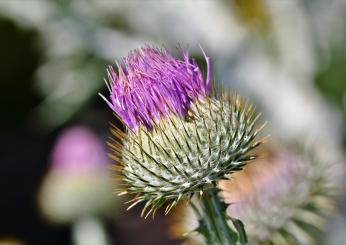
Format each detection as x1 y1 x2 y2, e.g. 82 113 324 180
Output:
0 0 345 244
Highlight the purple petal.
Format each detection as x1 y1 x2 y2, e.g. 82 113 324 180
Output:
100 45 211 130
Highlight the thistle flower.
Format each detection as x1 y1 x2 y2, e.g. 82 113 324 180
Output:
218 145 342 245
100 45 210 129
39 126 114 223
103 46 265 219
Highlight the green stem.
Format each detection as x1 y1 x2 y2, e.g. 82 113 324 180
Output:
198 187 242 245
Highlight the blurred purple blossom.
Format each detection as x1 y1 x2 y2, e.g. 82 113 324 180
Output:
221 150 302 217
50 126 108 174
100 45 210 129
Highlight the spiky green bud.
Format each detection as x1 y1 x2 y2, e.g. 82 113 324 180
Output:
110 95 265 217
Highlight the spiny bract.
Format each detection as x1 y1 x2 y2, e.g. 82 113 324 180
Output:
109 95 265 217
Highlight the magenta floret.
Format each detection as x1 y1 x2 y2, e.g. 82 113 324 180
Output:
100 45 211 129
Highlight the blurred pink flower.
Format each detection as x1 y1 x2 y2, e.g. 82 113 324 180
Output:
50 126 108 174
219 145 341 244
220 150 300 216
39 126 114 223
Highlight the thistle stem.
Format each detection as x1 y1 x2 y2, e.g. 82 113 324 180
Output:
197 187 246 245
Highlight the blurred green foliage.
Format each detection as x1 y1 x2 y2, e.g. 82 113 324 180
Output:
315 36 346 150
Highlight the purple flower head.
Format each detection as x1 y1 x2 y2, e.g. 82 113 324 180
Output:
100 45 211 130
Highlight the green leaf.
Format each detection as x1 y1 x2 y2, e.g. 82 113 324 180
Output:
195 218 215 245
231 218 248 245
